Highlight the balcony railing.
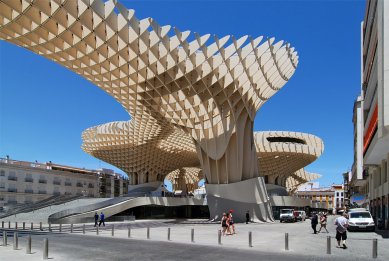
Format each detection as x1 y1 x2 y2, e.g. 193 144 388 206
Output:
38 180 47 184
25 189 34 194
38 190 46 194
53 181 61 185
8 188 17 192
25 178 34 183
76 183 83 187
88 184 94 188
8 176 17 181
65 182 72 186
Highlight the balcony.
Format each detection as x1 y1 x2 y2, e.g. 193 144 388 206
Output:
24 178 34 183
88 184 94 188
65 182 72 186
38 179 47 184
8 188 17 192
25 189 34 194
53 181 61 185
38 190 46 194
8 176 17 181
76 183 83 187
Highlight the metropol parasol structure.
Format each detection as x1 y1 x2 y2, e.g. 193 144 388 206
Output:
0 0 324 222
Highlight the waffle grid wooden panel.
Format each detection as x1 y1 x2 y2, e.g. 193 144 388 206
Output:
1 0 311 189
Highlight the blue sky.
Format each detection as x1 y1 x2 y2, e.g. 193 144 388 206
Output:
0 0 365 188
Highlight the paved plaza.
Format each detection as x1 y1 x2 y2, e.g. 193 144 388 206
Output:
0 216 388 260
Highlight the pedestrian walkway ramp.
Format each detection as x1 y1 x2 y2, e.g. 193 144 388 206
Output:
49 197 206 224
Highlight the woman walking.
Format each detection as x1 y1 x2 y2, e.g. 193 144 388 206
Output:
221 213 229 236
318 213 329 233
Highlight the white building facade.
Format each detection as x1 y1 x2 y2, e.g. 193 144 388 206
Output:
351 0 389 229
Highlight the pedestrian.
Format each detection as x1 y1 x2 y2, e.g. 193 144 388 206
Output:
246 210 250 224
334 212 349 249
221 213 228 236
99 212 105 227
318 213 329 233
311 212 318 234
228 210 236 234
94 212 99 227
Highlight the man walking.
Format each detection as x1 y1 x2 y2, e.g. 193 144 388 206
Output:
99 212 105 227
94 212 99 227
334 212 349 249
246 210 250 224
311 212 318 234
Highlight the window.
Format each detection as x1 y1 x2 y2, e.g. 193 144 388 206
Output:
53 178 61 185
336 192 339 197
25 174 33 183
38 175 47 184
341 192 344 197
0 170 5 176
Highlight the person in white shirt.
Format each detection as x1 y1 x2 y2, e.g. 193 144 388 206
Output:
334 212 349 249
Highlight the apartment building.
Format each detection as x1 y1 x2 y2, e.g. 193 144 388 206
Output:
0 157 128 211
350 0 389 229
295 183 344 214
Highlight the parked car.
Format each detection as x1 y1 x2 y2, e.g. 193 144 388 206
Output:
295 210 306 221
347 208 375 232
280 209 296 223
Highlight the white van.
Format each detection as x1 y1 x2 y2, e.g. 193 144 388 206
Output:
347 208 375 232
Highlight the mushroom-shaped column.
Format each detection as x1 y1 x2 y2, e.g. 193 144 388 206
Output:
153 35 298 222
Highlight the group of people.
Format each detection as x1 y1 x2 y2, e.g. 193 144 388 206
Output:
311 211 350 249
310 212 329 234
94 212 105 227
220 210 236 236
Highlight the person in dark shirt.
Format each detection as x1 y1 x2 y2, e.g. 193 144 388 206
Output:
94 212 99 227
311 212 318 234
246 210 250 224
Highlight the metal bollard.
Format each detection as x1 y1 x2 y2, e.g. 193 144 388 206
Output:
40 222 42 231
8 221 10 228
191 228 194 243
1 221 3 228
96 226 99 235
3 231 7 246
49 223 51 232
147 227 150 239
112 225 114 237
70 224 73 233
285 233 289 251
15 222 18 230
59 224 62 232
167 227 171 241
248 231 252 247
372 238 377 259
43 238 48 260
26 234 31 254
327 236 331 254
128 226 131 238
31 222 33 230
83 224 86 234
13 232 18 250
23 222 25 230
218 230 222 245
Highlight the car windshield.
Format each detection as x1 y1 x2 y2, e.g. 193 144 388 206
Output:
350 212 371 219
281 210 293 214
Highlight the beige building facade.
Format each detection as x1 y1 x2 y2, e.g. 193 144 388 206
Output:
0 157 128 212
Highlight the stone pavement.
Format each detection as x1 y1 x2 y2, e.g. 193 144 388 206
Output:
0 216 388 260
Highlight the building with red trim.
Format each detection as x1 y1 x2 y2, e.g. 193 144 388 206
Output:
350 0 389 230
